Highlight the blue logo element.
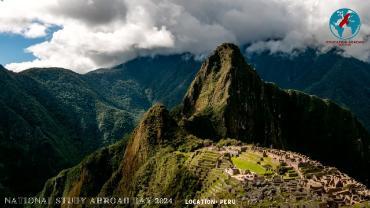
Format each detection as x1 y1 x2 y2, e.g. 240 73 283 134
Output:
329 8 361 40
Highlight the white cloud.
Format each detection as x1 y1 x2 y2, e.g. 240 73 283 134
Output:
22 23 49 38
6 22 175 73
0 0 370 73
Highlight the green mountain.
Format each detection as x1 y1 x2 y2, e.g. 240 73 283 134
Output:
0 55 200 197
247 49 370 132
0 67 134 197
0 67 78 197
2 44 370 203
34 44 370 208
182 44 369 185
85 54 200 108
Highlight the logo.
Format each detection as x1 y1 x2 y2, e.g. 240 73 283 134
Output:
329 8 361 40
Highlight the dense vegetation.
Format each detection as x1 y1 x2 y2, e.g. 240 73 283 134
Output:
181 44 370 185
1 43 370 200
0 54 200 197
34 44 370 208
0 67 134 197
247 48 370 131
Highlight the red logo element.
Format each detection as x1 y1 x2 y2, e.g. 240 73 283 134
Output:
339 13 350 28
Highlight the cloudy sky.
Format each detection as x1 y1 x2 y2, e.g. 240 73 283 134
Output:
0 0 369 73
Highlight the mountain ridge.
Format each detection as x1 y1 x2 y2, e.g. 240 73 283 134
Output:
1 44 370 201
0 67 134 197
247 48 370 131
33 44 370 208
0 54 200 197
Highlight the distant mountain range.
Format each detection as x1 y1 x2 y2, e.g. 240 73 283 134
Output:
0 44 370 199
247 48 370 132
33 44 370 208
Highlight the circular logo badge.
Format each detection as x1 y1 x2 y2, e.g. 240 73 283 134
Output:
329 8 361 40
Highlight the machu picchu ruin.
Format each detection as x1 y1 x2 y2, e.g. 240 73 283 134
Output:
180 140 370 207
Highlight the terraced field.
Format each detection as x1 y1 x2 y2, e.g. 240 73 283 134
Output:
189 150 220 179
181 145 369 207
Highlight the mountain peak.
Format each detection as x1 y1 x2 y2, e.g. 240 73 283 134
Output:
207 43 249 75
214 42 243 56
182 43 260 114
125 103 176 152
180 45 369 185
182 43 262 138
33 44 370 201
119 104 178 193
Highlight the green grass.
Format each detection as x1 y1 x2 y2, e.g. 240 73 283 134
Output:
261 156 279 169
231 152 279 175
231 157 266 175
